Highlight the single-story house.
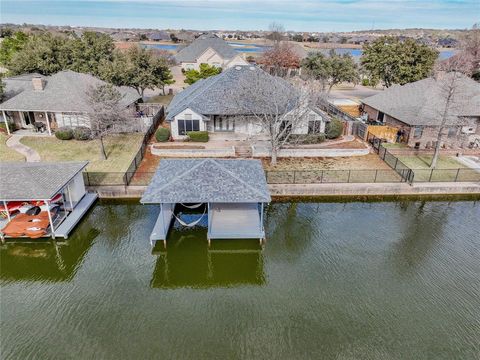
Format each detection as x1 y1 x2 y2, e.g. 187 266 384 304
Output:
0 70 142 135
147 31 171 42
166 65 330 140
361 74 480 149
175 34 248 71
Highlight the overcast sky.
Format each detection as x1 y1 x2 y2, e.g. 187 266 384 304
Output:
1 0 478 32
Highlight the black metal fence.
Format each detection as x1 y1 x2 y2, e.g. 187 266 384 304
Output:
266 169 404 184
84 106 164 187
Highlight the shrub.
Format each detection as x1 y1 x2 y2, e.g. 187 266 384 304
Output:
361 78 370 86
288 134 326 144
54 127 73 140
0 121 16 133
73 126 92 140
155 127 170 142
187 131 209 142
325 118 344 139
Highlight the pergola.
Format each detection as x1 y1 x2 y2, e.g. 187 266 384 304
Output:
141 158 271 248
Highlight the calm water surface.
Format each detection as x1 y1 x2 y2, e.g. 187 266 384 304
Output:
1 200 479 359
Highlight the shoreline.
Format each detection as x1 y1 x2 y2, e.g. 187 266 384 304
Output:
88 182 480 200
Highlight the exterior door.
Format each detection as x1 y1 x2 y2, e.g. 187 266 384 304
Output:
214 116 234 132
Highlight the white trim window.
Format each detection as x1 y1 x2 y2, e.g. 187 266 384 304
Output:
178 119 200 135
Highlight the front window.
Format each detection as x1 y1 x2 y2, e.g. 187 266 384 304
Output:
178 119 200 135
413 127 423 139
308 121 322 134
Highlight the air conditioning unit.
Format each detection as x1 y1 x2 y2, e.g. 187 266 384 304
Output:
461 126 475 134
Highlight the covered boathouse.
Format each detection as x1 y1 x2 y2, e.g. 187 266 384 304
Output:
140 158 271 248
0 162 97 241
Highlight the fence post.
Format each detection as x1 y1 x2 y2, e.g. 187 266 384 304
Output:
347 170 351 183
293 171 296 184
123 172 128 187
428 169 434 182
394 158 398 169
454 168 460 182
85 172 90 186
374 169 378 183
320 170 324 183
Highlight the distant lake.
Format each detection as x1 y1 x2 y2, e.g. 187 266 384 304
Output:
142 42 454 59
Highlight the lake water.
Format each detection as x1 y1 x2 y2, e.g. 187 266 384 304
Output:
143 42 454 59
1 199 479 359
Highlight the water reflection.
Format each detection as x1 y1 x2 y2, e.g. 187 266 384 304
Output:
150 228 265 289
0 223 99 283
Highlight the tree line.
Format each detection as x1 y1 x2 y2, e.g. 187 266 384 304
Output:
0 30 175 97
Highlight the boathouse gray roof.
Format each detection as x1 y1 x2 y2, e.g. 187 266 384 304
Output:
174 34 238 63
0 70 140 113
141 159 271 204
0 162 88 200
166 65 295 120
361 74 480 126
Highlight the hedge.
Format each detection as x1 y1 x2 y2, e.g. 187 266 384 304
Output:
55 127 74 140
289 134 326 144
187 131 209 142
325 118 344 139
155 127 170 142
73 126 92 140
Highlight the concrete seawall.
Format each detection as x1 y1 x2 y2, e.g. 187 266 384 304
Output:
88 182 480 199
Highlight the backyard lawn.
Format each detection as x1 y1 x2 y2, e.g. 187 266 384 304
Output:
263 154 401 184
0 133 25 162
396 154 480 182
20 134 144 172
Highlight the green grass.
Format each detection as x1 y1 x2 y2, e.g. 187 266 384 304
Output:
20 134 144 172
397 155 465 169
396 155 479 182
0 133 25 162
381 143 408 149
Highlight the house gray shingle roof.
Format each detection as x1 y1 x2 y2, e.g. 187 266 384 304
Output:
0 162 88 200
141 159 271 204
361 74 480 126
2 73 46 101
166 65 295 120
0 70 140 113
174 34 238 63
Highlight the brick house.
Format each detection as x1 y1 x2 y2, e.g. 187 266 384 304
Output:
361 74 480 149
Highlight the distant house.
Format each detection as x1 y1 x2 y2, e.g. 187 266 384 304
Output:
166 65 329 140
174 34 248 71
0 70 143 135
148 31 171 42
361 74 480 149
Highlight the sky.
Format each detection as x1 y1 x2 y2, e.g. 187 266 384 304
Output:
0 0 478 32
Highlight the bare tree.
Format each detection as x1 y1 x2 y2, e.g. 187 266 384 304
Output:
87 84 130 160
429 55 474 168
267 22 285 45
230 68 321 165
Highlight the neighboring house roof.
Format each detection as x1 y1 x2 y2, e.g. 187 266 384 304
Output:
148 31 170 41
361 74 480 126
0 162 88 201
2 73 46 101
166 65 295 120
175 34 238 63
141 158 271 204
0 70 140 113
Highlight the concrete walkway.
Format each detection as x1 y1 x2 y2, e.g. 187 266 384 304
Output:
6 135 41 162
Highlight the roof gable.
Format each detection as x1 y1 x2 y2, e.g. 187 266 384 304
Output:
141 159 271 203
362 74 480 126
175 34 238 63
0 70 140 113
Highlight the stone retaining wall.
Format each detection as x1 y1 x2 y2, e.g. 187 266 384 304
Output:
252 146 369 158
150 145 236 157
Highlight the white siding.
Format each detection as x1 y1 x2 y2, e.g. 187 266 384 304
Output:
171 108 207 140
67 173 86 206
56 112 91 128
